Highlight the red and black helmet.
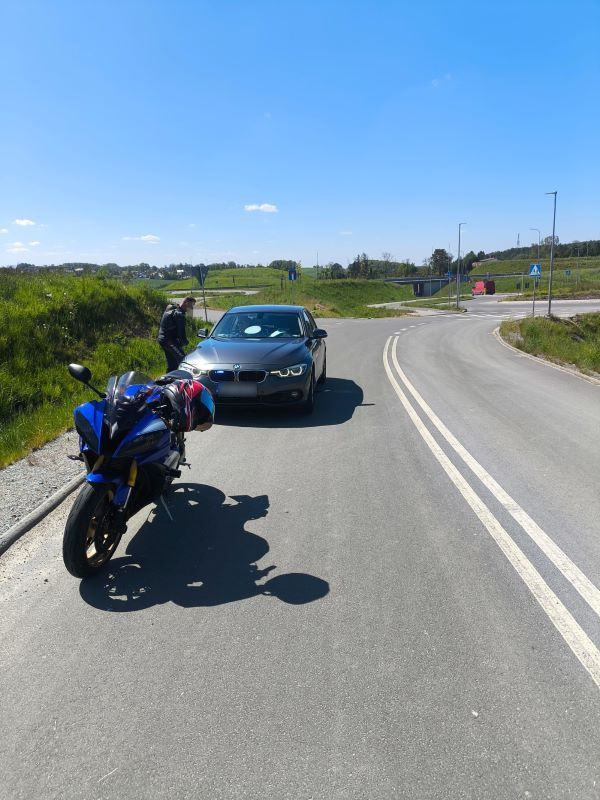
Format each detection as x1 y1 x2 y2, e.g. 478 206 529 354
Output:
161 379 215 432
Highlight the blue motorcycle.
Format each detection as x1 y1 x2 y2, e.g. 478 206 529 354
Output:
63 363 214 578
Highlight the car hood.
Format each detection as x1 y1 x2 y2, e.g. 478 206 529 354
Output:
184 338 309 367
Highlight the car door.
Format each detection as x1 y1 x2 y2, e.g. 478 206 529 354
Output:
302 309 323 378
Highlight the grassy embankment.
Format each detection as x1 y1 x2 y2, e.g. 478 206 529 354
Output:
470 257 600 298
499 313 600 377
203 275 415 317
0 273 178 468
429 257 600 300
162 269 414 316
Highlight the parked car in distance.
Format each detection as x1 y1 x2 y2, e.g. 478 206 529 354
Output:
472 280 495 296
179 305 327 414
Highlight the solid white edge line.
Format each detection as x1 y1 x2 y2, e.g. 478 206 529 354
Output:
383 336 600 689
389 339 600 619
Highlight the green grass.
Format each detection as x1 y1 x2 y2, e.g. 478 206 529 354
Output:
470 256 600 277
0 273 176 468
165 267 285 291
204 277 414 317
499 313 600 375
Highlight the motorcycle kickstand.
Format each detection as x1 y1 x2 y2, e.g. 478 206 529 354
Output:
158 494 174 521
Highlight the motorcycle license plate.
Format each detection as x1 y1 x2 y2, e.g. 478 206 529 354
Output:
217 383 257 398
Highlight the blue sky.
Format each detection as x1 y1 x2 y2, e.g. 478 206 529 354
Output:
1 0 599 267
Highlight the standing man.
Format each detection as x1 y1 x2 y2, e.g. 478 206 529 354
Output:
157 295 196 372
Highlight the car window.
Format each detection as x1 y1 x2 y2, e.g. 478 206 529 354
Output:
302 310 316 335
306 310 318 331
212 312 304 339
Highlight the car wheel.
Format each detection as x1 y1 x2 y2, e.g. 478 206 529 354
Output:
299 371 314 415
317 354 326 387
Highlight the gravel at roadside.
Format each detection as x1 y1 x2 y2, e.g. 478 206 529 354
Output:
0 430 84 538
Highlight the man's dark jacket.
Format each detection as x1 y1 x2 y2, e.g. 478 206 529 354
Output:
158 304 188 348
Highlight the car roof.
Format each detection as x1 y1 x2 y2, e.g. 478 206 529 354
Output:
226 304 305 314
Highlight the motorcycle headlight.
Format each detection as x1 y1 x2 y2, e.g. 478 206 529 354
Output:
74 410 99 451
118 430 165 457
269 363 308 378
179 361 210 377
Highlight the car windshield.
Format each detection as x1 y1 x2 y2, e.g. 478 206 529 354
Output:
212 312 304 340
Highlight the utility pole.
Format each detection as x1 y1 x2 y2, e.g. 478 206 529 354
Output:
316 251 319 280
456 223 466 309
545 191 557 316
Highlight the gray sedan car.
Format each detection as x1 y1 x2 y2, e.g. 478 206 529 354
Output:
179 305 327 413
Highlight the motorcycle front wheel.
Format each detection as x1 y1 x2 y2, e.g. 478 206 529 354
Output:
63 484 121 578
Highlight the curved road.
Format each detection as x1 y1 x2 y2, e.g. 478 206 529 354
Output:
2 300 600 799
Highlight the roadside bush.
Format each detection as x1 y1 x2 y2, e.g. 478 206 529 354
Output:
0 273 167 467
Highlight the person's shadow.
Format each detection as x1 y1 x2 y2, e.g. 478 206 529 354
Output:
79 483 329 612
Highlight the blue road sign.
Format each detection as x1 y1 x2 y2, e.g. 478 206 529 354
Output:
447 271 452 279
529 263 541 277
288 267 297 281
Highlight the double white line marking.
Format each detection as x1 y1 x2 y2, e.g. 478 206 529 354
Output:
383 335 600 688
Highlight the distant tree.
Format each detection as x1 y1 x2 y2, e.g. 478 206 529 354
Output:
463 251 478 272
431 248 451 276
544 235 559 246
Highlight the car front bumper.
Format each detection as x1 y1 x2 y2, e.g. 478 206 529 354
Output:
195 371 311 406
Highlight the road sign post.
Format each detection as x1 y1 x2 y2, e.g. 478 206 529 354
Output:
529 263 541 317
193 264 210 324
288 266 297 302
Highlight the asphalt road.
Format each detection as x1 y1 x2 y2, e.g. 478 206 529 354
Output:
2 300 600 799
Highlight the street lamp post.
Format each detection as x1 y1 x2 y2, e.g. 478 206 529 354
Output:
456 222 466 309
545 192 557 316
529 227 541 261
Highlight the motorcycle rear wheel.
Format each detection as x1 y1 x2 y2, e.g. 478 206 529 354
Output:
63 484 121 578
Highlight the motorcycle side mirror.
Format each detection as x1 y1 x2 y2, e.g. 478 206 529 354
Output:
68 363 105 398
197 328 208 338
68 363 92 383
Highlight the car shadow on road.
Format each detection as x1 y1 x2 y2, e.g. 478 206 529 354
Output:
79 483 330 612
215 376 369 429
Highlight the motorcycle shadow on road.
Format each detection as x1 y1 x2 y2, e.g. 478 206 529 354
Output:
216 377 369 429
79 483 330 612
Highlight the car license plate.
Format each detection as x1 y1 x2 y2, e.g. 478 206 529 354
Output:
217 383 257 398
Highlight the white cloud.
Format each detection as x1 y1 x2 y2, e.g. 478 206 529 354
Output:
339 230 353 236
14 218 36 226
244 203 278 213
29 240 41 246
123 234 160 243
0 228 7 234
7 241 28 253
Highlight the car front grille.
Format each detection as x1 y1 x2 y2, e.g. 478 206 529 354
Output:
209 369 267 383
239 370 267 382
210 370 235 382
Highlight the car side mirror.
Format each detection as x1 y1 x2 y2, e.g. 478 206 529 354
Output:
68 363 92 384
312 329 328 339
197 328 208 338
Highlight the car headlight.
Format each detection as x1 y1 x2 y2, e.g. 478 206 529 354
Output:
269 363 308 378
179 361 210 377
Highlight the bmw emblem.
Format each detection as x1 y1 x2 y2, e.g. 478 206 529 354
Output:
233 364 241 370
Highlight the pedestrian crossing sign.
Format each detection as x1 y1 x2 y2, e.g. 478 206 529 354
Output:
529 263 541 277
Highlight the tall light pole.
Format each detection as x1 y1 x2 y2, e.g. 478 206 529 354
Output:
529 228 541 261
456 222 466 309
546 191 557 316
